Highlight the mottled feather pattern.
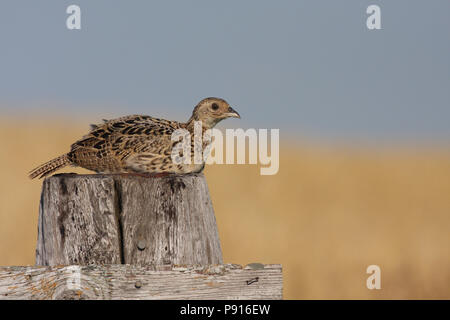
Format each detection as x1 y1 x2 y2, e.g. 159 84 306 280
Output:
28 154 71 179
29 98 240 178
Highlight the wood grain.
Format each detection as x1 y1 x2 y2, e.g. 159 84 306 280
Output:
36 175 122 265
0 264 282 300
118 173 223 265
36 173 223 266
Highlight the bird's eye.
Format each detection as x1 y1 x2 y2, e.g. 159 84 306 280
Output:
211 103 219 111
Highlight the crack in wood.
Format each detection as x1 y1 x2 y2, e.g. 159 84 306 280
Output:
113 178 125 264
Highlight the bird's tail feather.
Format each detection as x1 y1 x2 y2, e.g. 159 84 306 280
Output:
29 154 71 179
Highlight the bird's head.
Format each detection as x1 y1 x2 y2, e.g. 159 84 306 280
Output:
188 97 240 129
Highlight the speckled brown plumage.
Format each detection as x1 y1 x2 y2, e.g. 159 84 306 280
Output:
29 97 240 179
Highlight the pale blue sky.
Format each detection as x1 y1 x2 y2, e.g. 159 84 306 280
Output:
0 1 449 143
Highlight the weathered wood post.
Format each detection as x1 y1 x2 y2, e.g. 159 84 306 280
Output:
0 173 283 300
36 173 223 266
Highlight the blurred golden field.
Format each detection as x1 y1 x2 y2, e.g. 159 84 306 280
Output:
0 116 449 299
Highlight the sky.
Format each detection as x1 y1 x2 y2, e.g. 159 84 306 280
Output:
0 1 449 143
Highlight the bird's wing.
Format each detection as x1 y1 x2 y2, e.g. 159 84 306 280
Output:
69 115 183 172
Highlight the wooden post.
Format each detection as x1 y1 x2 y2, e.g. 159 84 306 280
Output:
36 173 223 266
0 173 283 300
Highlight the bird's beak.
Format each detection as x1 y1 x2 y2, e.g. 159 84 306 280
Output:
226 106 241 119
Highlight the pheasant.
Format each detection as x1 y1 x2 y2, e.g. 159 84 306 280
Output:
29 97 240 179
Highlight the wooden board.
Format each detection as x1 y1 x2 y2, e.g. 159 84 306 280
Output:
0 264 282 300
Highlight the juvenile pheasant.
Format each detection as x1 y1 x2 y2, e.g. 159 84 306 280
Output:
29 97 240 179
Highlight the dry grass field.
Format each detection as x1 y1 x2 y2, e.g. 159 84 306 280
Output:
0 117 449 299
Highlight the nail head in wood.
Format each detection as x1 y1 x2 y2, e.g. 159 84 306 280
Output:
137 239 146 251
135 280 143 289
